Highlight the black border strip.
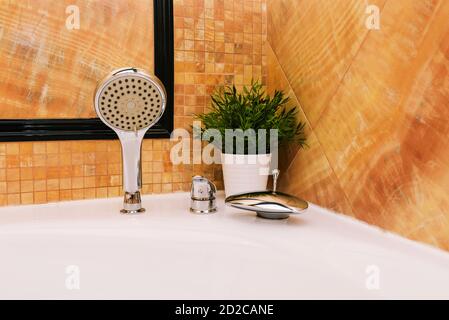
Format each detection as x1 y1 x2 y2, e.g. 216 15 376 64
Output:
0 0 174 142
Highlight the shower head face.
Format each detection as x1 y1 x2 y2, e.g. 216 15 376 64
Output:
94 68 166 132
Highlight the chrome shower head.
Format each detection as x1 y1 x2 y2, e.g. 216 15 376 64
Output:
95 68 166 132
94 67 166 214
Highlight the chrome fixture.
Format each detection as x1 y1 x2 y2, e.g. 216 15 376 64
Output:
225 169 308 219
190 176 217 214
94 67 166 214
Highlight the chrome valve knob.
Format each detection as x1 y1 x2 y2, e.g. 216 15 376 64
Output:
190 176 217 214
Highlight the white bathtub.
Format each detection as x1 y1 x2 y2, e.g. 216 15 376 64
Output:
0 192 448 299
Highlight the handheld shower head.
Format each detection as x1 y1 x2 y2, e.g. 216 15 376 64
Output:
94 67 166 214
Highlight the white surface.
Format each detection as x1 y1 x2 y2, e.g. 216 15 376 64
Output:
0 192 449 299
221 153 271 196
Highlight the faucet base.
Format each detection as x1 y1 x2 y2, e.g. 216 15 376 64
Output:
121 191 145 214
190 198 217 214
120 208 146 215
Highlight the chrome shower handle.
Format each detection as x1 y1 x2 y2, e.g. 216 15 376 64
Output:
117 131 146 214
117 131 145 194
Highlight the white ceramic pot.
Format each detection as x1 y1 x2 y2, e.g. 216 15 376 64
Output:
221 153 272 197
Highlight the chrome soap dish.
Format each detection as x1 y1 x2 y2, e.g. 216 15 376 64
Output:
225 169 308 219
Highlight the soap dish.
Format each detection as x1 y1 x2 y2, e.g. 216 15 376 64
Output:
225 169 308 219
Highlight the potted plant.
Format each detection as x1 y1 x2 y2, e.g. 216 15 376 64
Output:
195 81 307 196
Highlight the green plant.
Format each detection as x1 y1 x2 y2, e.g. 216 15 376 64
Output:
195 81 307 154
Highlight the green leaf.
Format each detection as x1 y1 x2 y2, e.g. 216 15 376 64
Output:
194 80 307 154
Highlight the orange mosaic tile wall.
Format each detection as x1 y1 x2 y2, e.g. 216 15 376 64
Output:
267 0 449 251
0 0 267 207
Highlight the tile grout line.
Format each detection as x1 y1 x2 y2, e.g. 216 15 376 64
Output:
282 0 388 215
313 0 389 128
266 43 309 175
267 36 356 215
308 0 390 216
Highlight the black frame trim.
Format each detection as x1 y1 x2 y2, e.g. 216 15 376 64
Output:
0 0 174 142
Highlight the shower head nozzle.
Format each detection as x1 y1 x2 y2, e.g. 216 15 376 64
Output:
94 67 166 132
94 68 167 214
